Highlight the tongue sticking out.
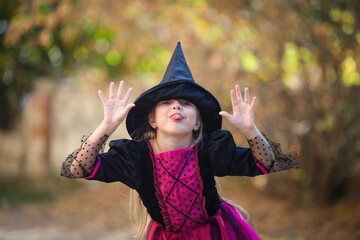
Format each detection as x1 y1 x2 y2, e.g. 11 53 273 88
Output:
170 114 183 121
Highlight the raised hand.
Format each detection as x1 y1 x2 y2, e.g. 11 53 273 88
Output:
219 85 259 138
98 81 135 129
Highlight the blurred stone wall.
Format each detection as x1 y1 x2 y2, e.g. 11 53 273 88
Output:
0 78 132 178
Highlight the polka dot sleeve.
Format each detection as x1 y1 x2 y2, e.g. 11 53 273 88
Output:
60 134 108 179
247 133 299 173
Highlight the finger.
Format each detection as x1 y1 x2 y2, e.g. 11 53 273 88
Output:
122 87 133 104
98 90 107 104
116 80 124 99
109 82 115 99
235 85 243 103
230 90 237 107
244 87 249 105
249 96 257 113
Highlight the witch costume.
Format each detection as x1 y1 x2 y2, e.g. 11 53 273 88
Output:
61 42 299 239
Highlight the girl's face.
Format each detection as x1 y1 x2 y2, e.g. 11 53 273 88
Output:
149 99 201 138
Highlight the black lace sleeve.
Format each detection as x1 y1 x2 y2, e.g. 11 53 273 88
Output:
247 133 300 173
60 134 108 179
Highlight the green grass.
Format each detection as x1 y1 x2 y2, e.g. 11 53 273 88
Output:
0 176 80 206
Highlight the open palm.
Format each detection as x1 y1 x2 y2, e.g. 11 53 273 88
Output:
219 85 256 133
98 81 135 128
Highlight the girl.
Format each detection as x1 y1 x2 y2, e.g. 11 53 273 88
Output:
61 42 298 239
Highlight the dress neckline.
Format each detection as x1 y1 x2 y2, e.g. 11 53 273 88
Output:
146 140 194 155
154 147 194 156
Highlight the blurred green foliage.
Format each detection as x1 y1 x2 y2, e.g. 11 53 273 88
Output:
0 0 124 129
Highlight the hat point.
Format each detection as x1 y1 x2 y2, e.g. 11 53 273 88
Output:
160 42 194 84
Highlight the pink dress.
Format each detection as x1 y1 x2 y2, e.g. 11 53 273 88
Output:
146 146 261 240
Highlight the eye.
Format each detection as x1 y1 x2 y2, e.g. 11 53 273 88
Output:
159 100 171 105
181 100 192 106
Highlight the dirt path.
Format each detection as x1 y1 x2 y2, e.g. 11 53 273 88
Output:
0 178 359 240
0 227 129 240
0 181 135 240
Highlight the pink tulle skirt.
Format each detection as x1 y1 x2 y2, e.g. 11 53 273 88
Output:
146 201 261 240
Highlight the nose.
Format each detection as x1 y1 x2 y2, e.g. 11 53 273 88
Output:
172 100 181 110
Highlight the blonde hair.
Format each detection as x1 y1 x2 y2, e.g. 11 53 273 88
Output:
129 189 151 239
214 177 250 223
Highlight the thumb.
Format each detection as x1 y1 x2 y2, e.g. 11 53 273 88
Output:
123 103 136 115
219 111 232 120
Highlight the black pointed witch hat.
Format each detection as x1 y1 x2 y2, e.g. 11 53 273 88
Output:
126 42 222 139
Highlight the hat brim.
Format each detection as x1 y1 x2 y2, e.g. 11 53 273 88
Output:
126 80 222 139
